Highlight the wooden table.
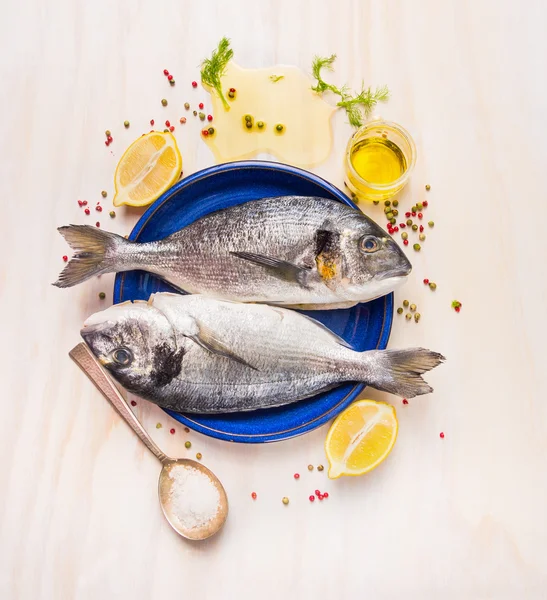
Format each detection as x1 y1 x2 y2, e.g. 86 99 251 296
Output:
2 1 546 598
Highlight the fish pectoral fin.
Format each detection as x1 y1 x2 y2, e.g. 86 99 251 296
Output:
188 323 258 371
230 251 312 288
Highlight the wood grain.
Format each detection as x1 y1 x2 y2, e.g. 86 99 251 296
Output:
1 0 546 598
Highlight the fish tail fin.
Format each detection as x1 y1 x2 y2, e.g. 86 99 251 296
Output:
362 348 445 398
53 225 127 288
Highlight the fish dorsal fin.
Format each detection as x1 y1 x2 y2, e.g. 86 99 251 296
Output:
299 313 354 350
230 251 312 288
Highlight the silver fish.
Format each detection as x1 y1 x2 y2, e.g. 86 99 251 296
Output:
81 293 444 413
55 196 411 309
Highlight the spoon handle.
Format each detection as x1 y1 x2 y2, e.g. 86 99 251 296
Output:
70 342 169 464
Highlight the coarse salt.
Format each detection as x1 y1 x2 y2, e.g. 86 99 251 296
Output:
168 464 220 531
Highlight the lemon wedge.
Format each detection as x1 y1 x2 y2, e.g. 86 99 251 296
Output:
113 131 182 207
325 400 398 478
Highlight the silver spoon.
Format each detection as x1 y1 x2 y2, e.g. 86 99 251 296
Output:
70 342 228 541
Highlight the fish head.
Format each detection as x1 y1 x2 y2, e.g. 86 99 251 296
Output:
80 300 182 393
339 213 412 297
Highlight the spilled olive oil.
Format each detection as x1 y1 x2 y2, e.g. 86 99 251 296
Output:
350 137 407 185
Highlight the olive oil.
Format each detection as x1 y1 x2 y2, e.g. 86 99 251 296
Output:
350 137 407 185
344 120 416 202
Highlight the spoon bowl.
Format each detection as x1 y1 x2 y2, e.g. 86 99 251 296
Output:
158 458 228 540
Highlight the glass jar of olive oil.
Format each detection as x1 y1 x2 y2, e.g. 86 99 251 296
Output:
345 119 416 202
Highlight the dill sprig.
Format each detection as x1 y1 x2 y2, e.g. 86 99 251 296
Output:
270 74 284 83
311 55 390 127
201 37 234 110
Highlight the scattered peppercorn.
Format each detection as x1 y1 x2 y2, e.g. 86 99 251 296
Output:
124 120 130 128
163 129 169 132
105 130 111 137
414 313 421 322
412 224 418 231
62 255 68 262
95 222 100 228
257 121 264 129
417 203 423 210
401 232 408 240
423 278 429 284
309 495 315 502
403 300 409 307
96 205 102 212
308 464 314 471
245 121 252 129
180 117 187 124
193 110 197 116
192 81 198 88
198 102 204 110
185 441 191 449
429 282 437 290
410 303 416 312
84 208 90 215
275 124 285 132
392 209 399 217
384 200 391 207
317 465 324 472
428 221 434 227
170 428 175 434
392 199 399 207
413 243 421 251
184 427 189 433
150 119 155 126
373 200 380 205
403 239 409 246
208 127 215 135
169 126 175 132
440 432 445 438
207 114 213 122
167 74 173 81
406 219 412 226
423 200 429 207
161 99 168 106
419 225 424 233
294 473 300 479
419 233 426 241
98 292 106 299
202 129 209 137
386 211 394 220
228 91 235 99
282 497 289 505
198 112 205 121
251 492 257 499
156 423 162 429
130 400 137 406
405 313 412 320
402 399 408 405
425 184 431 191
101 190 107 198
397 307 403 314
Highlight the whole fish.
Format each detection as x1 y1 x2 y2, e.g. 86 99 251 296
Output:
81 293 444 413
55 196 411 309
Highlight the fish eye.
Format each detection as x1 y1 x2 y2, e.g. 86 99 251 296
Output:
360 235 380 253
112 348 133 366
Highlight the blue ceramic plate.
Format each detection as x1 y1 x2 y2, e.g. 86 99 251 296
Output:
114 161 393 443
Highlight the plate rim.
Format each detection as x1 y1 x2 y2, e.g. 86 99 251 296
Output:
114 160 393 443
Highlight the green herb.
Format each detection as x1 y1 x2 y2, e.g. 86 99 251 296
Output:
270 74 284 83
311 55 390 127
201 37 234 111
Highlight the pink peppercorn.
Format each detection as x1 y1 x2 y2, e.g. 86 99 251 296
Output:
62 255 68 262
207 114 213 121
199 103 204 109
294 473 300 479
192 81 197 88
84 208 90 215
170 428 175 434
323 492 329 499
131 400 137 406
309 495 315 502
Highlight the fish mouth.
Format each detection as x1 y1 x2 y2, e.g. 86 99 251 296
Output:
377 267 412 281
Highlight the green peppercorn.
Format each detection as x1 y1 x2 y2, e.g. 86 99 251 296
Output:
124 120 130 128
401 232 408 240
411 206 417 213
403 299 409 307
308 464 314 471
425 184 431 191
392 199 399 207
275 124 284 132
185 441 191 449
428 221 435 227
317 465 324 472
98 292 106 299
199 112 205 121
193 110 197 116
282 497 289 505
105 130 111 137
419 233 426 241
169 79 175 85
161 99 168 106
397 307 403 315
228 91 235 99
412 224 418 231
245 121 252 129
392 209 399 217
163 128 169 132
156 423 162 429
109 211 115 218
184 102 190 110
257 121 264 129
386 211 394 220
406 219 413 226
410 303 416 312
244 114 252 122
429 282 437 291
196 452 202 460
101 190 107 198
208 127 215 135
405 313 412 320
373 200 380 205
384 206 391 214
414 313 421 322
413 243 421 251
390 218 396 225
384 200 391 207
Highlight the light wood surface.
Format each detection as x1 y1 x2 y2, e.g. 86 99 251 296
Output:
1 1 546 598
